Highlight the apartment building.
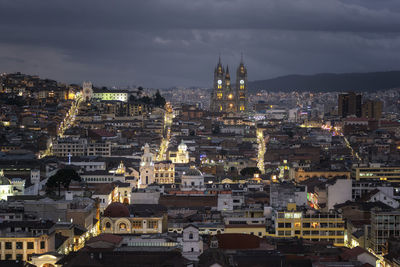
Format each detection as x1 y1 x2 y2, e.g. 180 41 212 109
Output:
274 203 345 246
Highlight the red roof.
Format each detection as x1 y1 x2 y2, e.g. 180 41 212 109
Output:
341 246 376 261
214 234 261 250
104 202 130 218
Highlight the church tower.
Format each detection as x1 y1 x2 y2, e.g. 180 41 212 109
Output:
211 57 225 112
235 56 248 112
139 143 154 188
224 66 236 113
210 55 248 113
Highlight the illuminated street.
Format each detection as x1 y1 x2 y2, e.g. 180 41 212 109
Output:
256 127 266 174
38 92 83 159
156 103 173 161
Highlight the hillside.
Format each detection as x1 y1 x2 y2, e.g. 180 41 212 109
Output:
248 71 400 92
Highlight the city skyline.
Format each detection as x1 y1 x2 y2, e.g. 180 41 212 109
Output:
1 0 400 88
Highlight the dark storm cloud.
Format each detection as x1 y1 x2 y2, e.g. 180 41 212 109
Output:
0 0 400 87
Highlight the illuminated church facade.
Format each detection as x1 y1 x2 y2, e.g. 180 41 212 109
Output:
210 57 248 113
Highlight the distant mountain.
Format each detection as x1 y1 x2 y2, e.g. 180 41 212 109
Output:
248 71 400 92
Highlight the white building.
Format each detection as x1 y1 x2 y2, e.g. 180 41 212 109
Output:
0 170 24 200
180 167 205 191
327 179 352 210
179 225 203 261
168 141 190 164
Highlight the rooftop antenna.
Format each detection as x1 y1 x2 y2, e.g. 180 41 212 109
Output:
240 52 244 64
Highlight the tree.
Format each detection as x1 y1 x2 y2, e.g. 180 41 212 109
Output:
240 167 261 177
153 90 166 107
45 168 81 196
129 95 136 102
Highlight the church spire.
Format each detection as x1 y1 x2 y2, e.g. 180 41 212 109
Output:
216 54 223 74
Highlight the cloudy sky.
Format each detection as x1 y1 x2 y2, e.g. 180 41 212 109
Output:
1 0 400 88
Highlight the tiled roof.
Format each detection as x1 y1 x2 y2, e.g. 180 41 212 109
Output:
214 233 261 250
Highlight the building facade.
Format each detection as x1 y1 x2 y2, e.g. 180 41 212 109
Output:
352 166 400 183
338 92 362 118
210 57 248 113
274 203 345 246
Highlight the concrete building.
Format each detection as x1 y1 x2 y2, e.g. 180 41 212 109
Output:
370 208 400 254
352 165 400 183
270 182 307 210
274 203 345 246
338 92 362 118
181 167 205 192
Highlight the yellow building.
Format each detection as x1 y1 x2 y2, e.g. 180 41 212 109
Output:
274 203 345 246
0 234 53 262
154 161 175 184
295 168 350 182
352 166 400 183
224 225 267 237
101 203 167 235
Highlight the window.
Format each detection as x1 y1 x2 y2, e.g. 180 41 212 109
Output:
40 241 45 249
119 223 127 230
5 242 12 249
132 221 142 229
148 220 158 229
27 242 34 249
16 242 23 249
16 254 23 261
105 222 111 229
27 254 33 261
5 254 12 260
189 232 193 239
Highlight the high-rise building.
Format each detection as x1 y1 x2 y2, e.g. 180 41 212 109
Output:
338 92 362 118
210 57 248 113
362 100 383 119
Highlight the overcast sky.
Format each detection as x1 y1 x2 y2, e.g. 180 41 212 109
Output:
1 0 400 88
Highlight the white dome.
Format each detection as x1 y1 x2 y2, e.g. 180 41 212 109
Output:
178 141 187 151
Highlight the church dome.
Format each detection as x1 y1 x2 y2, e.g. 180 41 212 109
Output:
178 141 187 151
183 167 202 177
104 202 130 218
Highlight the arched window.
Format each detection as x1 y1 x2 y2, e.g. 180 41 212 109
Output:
119 223 127 230
105 222 111 229
189 232 194 239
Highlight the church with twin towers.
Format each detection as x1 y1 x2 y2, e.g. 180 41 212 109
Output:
210 56 248 113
